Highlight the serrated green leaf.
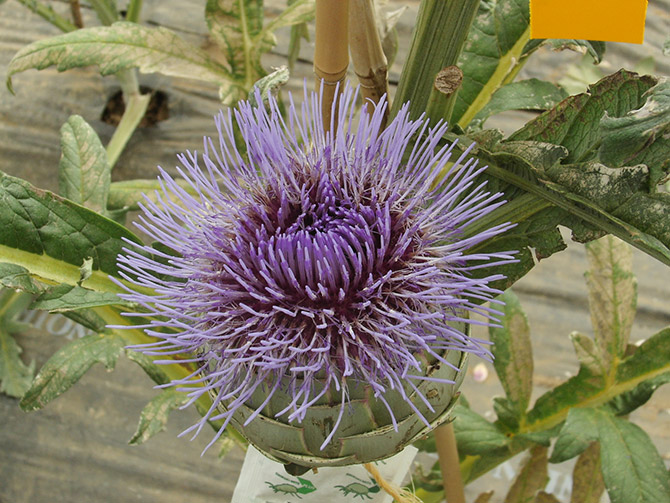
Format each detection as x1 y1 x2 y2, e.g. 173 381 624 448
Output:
107 179 198 212
489 290 533 416
550 408 599 463
557 54 605 96
31 284 127 312
525 328 670 440
452 404 511 455
463 92 670 268
6 22 241 99
615 328 670 390
58 115 111 215
544 39 606 64
509 70 657 164
206 0 266 91
0 263 41 294
89 0 119 25
0 328 34 398
0 290 35 397
493 396 520 431
248 65 290 108
61 309 108 333
599 79 670 173
469 79 568 131
504 445 549 503
0 170 142 293
129 389 189 445
595 410 670 503
20 333 125 411
571 442 605 503
569 332 606 377
584 236 637 369
605 372 670 416
263 0 314 34
286 0 313 70
124 349 171 386
453 0 531 127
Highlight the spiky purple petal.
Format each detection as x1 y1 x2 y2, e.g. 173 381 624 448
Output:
114 85 515 451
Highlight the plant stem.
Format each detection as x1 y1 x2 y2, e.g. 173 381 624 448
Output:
425 66 463 126
89 0 119 25
15 0 78 32
125 0 143 22
435 423 465 503
314 0 349 131
106 69 150 169
391 0 480 124
69 0 84 28
349 0 389 123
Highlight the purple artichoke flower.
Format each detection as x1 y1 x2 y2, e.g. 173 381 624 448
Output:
114 85 515 455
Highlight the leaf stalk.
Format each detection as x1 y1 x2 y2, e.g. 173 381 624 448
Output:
391 0 480 124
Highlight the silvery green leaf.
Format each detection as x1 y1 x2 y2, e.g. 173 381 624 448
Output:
584 236 637 369
503 446 549 503
20 333 125 411
7 22 241 100
129 389 189 445
489 290 533 416
571 442 606 503
58 116 111 215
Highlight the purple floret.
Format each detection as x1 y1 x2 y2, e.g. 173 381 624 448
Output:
113 85 516 451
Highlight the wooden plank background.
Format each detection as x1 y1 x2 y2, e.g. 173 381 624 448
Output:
0 1 668 501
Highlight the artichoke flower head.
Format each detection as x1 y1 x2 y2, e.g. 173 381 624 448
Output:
115 85 515 471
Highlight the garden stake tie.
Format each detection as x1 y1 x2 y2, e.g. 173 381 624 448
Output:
314 0 349 130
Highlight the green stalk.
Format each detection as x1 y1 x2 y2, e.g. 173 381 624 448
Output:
15 0 78 32
106 69 150 169
464 193 552 242
88 0 119 25
125 0 143 22
95 306 247 447
391 0 481 124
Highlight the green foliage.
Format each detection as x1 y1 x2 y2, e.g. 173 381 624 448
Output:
452 404 510 454
503 446 549 503
468 79 568 131
584 235 637 372
20 333 126 411
463 71 670 291
129 389 189 444
31 284 129 312
553 408 670 503
450 236 670 502
489 290 533 417
205 0 314 100
570 443 605 503
452 0 531 127
0 290 35 397
6 22 243 103
0 170 141 292
58 115 112 215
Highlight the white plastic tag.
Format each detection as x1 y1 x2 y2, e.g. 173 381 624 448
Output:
232 445 418 503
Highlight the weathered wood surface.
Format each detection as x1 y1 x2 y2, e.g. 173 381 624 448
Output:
0 1 669 502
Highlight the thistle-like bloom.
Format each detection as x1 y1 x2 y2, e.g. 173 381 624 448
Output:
115 86 515 453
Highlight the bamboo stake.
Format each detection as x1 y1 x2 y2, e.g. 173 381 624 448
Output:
314 0 350 131
435 422 466 503
349 0 389 124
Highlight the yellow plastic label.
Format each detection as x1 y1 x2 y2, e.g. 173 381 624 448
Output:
530 0 648 44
